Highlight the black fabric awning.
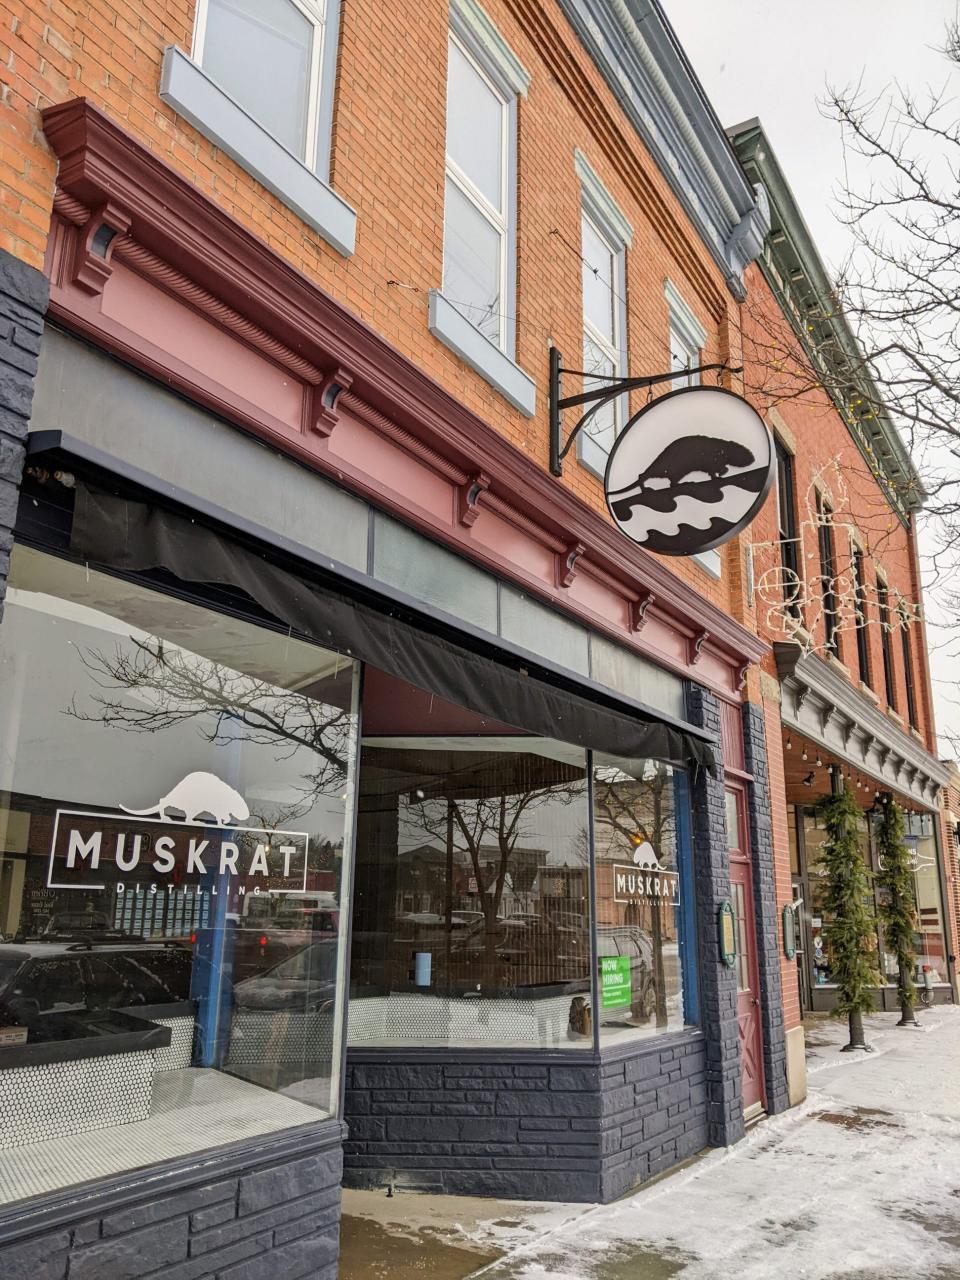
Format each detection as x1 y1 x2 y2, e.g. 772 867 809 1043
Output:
69 484 716 775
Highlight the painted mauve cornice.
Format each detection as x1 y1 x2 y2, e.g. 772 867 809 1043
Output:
41 97 767 667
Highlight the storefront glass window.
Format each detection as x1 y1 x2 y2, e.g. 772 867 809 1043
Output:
804 809 875 989
0 547 359 1205
350 735 591 1049
905 814 949 984
592 756 698 1044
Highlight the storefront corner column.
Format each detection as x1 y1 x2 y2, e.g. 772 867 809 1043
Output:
684 684 744 1147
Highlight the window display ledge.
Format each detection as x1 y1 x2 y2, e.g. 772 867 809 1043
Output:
597 1026 705 1065
0 1013 170 1071
0 1073 345 1223
347 1044 596 1065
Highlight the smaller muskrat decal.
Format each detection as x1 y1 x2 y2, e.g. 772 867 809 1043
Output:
632 840 664 871
120 772 250 826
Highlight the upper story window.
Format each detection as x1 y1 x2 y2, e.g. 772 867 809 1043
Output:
193 0 330 168
900 606 919 728
851 544 871 686
574 152 631 476
774 438 801 619
429 4 533 416
877 574 897 710
665 281 706 390
581 212 624 461
815 492 839 656
443 34 511 350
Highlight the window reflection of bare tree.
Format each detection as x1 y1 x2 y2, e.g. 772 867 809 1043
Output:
593 763 676 1028
401 754 587 982
65 637 352 816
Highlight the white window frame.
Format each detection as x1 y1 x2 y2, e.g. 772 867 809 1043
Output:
579 209 628 477
191 0 331 174
665 279 707 390
443 30 512 355
664 281 718 575
428 0 534 415
575 151 631 478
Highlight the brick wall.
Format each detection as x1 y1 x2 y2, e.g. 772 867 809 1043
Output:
742 701 789 1112
343 1055 604 1202
598 1032 708 1201
0 245 47 617
0 0 744 613
743 266 936 755
0 1124 343 1280
684 682 744 1147
343 1036 711 1205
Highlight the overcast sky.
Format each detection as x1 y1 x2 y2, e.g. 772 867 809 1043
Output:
662 0 959 753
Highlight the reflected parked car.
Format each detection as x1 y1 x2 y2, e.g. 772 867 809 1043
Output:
0 940 193 1028
232 940 338 1012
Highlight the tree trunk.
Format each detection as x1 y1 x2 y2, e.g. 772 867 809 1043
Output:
841 1006 872 1052
897 962 919 1027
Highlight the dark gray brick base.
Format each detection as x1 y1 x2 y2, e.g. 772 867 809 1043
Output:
344 1055 603 1201
0 246 47 619
598 1031 708 1201
0 1122 343 1280
685 683 744 1147
742 701 790 1113
344 1037 711 1205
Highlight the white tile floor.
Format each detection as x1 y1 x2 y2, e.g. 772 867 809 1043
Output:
0 1068 324 1205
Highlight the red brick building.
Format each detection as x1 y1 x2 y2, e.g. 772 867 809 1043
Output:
732 121 955 1042
0 3 948 1278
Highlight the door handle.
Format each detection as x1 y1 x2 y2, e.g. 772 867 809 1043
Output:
751 998 760 1006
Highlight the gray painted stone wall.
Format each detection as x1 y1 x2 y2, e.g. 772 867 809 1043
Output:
742 701 790 1114
344 1036 712 1206
598 1031 708 1202
0 246 47 618
0 1123 343 1280
344 1055 604 1202
684 683 744 1147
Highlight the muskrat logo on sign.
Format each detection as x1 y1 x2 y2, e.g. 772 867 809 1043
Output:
47 773 309 894
604 386 775 556
119 772 250 826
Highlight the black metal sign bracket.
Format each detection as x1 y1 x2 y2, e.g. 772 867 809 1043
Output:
548 345 742 477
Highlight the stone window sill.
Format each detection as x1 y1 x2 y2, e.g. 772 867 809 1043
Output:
428 290 536 417
159 46 357 257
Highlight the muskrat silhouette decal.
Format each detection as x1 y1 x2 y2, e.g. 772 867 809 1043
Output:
603 386 775 555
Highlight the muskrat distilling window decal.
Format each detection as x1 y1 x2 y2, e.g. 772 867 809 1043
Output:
603 387 775 556
47 771 309 897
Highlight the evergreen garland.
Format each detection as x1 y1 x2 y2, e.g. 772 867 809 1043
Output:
875 795 918 1023
816 780 879 1047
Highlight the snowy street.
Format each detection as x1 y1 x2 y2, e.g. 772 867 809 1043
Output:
342 1008 960 1279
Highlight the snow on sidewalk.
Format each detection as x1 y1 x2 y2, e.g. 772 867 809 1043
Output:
468 1007 960 1280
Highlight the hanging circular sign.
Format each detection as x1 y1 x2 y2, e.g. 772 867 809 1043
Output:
604 386 775 556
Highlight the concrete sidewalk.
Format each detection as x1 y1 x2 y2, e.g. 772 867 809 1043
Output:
340 1007 960 1279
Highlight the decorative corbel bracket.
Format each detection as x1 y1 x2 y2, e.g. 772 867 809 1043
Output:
72 200 131 296
736 661 750 692
557 541 585 589
820 702 837 735
310 366 353 437
457 472 490 528
689 628 709 665
629 589 656 632
794 682 811 716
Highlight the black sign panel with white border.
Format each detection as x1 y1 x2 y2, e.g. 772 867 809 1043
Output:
604 386 775 556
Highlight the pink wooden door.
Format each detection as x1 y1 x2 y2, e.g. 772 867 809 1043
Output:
726 786 766 1115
